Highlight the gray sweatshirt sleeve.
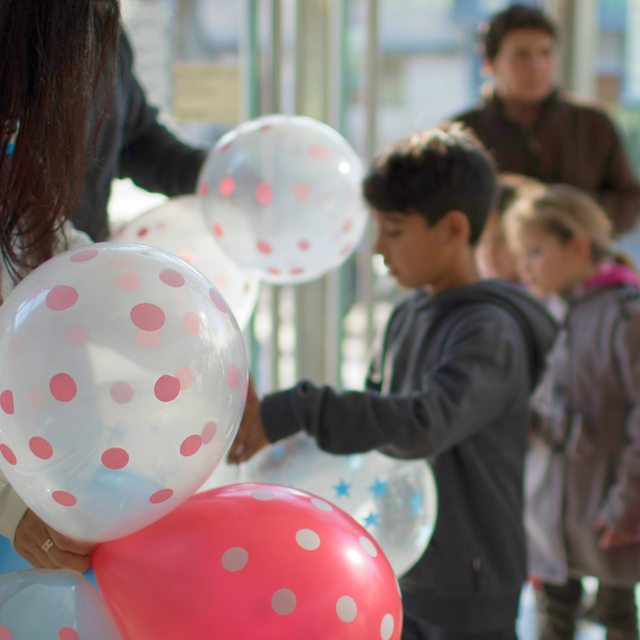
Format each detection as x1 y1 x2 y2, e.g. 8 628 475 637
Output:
261 309 524 459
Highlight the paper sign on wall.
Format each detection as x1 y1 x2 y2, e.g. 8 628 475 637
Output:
171 63 240 124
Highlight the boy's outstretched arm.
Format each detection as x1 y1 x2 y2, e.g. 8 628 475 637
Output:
228 377 269 463
229 308 530 463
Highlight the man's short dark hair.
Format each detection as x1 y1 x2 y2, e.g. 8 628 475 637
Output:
362 124 496 245
483 5 557 60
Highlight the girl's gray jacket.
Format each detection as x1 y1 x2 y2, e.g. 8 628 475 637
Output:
527 281 640 586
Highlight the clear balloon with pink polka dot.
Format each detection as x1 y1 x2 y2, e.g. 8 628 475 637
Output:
0 569 122 639
197 114 369 283
111 196 260 330
0 243 248 542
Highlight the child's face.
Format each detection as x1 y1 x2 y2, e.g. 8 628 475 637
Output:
372 209 451 290
515 224 585 298
476 212 519 282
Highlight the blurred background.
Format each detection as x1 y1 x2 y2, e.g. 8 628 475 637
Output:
112 0 640 398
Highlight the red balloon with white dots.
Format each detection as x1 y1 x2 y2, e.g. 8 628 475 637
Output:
0 243 248 542
93 484 403 640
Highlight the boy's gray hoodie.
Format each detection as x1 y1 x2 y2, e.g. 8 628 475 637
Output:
261 281 557 632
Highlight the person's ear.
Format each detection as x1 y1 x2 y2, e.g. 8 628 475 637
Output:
482 57 495 77
442 210 472 246
570 234 592 262
372 227 384 256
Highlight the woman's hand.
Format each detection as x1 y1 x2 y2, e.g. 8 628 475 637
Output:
14 509 94 572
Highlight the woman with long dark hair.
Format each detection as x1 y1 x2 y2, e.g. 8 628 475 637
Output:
0 0 121 571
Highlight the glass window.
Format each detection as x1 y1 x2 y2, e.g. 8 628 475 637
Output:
119 0 613 397
596 0 640 263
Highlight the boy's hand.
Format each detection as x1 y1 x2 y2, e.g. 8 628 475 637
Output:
14 509 94 572
227 377 270 464
594 518 639 550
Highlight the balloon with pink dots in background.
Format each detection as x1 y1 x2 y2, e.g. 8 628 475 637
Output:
111 196 260 331
197 114 369 284
0 242 248 542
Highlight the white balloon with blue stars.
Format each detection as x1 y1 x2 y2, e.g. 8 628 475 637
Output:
241 432 437 577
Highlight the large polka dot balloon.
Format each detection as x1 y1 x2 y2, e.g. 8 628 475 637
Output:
0 569 122 639
93 484 402 640
111 196 260 330
197 114 368 283
0 243 248 542
196 455 240 493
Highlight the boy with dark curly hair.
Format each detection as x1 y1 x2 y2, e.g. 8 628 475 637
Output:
230 125 558 640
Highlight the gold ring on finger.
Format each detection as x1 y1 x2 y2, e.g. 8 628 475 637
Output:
41 538 54 554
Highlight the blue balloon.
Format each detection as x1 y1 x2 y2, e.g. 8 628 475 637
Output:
0 535 100 591
0 569 120 638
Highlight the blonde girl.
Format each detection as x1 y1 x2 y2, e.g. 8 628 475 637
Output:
505 183 640 640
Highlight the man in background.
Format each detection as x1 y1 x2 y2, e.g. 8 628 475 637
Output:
453 4 640 236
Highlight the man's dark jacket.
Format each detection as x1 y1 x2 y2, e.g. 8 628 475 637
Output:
73 32 207 242
260 281 558 632
454 90 640 236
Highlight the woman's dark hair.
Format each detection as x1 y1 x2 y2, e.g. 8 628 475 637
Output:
362 124 496 245
0 0 120 277
482 5 557 60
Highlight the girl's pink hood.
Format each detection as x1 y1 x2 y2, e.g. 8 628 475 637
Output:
584 262 640 290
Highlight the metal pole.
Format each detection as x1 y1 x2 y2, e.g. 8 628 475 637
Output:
364 0 378 165
324 0 349 388
246 0 261 120
270 0 282 113
358 0 378 351
543 0 564 21
267 0 282 391
568 0 599 98
624 0 640 103
243 0 265 391
292 0 330 386
329 0 348 133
